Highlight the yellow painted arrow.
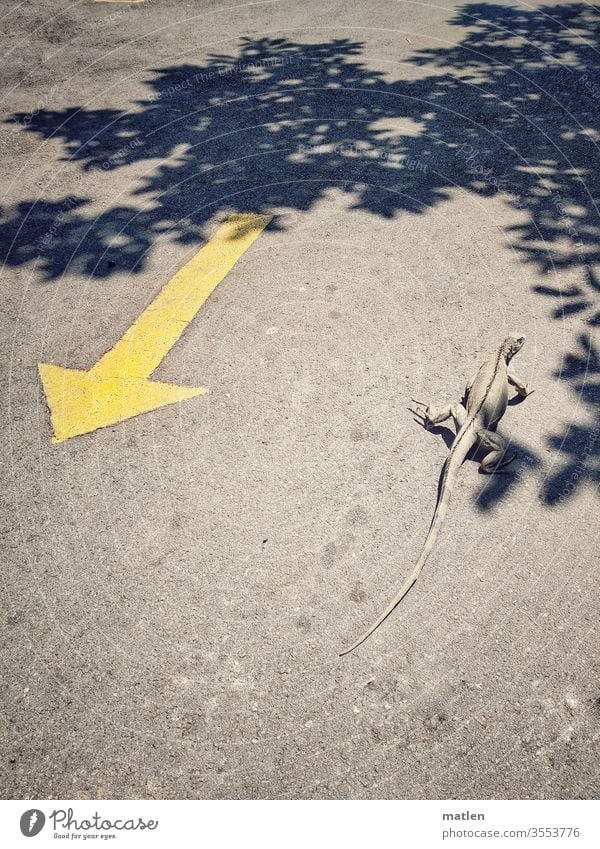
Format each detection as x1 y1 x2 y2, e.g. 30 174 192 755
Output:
39 213 272 443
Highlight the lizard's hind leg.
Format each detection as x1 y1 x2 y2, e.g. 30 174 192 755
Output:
412 400 466 431
477 428 515 473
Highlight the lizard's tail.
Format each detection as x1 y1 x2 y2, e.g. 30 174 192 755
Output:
339 429 476 656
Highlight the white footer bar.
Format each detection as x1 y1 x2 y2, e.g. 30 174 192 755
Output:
0 799 597 848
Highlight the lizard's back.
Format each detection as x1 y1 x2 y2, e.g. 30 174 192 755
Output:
466 349 508 428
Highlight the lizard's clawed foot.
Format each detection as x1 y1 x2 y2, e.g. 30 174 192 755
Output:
409 399 431 427
518 386 534 398
410 399 430 415
479 451 516 474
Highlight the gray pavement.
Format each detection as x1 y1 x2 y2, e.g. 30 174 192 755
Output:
1 0 599 799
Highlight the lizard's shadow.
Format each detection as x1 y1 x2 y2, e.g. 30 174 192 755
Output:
417 422 455 450
413 420 479 460
413 418 539 510
508 394 528 407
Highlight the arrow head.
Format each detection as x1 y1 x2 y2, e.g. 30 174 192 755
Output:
39 362 206 443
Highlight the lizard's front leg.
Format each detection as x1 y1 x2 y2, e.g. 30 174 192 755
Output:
508 371 534 398
477 428 515 473
412 400 466 431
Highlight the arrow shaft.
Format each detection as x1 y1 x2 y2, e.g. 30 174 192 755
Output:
93 213 272 379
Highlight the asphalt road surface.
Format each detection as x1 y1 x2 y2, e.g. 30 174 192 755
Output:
1 0 599 799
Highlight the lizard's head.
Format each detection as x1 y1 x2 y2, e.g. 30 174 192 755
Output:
502 334 526 362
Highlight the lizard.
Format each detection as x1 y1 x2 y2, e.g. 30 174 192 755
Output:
340 334 533 656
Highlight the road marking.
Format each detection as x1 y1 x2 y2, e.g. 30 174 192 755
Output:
39 213 272 443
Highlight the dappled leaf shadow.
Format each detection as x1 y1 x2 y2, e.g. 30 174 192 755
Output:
543 333 600 503
3 4 600 503
5 7 598 291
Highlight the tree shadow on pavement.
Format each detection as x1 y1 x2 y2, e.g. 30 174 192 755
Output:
542 333 600 504
3 4 600 504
